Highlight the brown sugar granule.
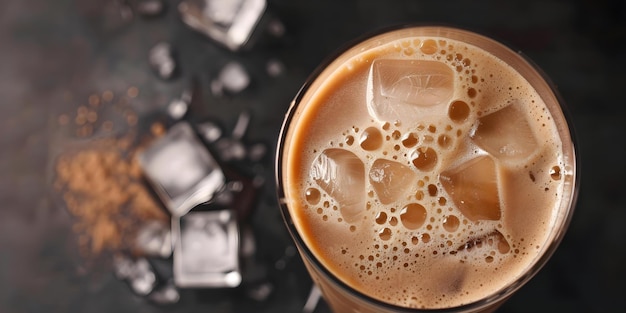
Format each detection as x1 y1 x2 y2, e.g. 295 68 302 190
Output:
55 88 168 257
55 136 167 257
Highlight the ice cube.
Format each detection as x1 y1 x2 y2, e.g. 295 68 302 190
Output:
218 62 250 93
266 18 285 37
232 111 250 139
149 282 180 305
167 99 188 120
149 42 176 80
266 58 285 77
246 282 274 302
369 159 417 204
455 230 510 255
311 149 365 223
113 255 157 296
471 100 539 163
135 221 172 258
367 59 453 123
178 0 267 51
247 142 267 161
129 258 157 295
139 122 225 216
147 140 208 197
197 121 223 143
216 138 247 161
204 0 243 25
173 210 241 288
440 155 501 221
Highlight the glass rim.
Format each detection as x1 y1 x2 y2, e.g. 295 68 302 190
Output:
275 24 579 312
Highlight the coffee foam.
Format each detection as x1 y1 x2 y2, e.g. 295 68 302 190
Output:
283 35 569 309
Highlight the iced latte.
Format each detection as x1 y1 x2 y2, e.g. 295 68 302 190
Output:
277 26 577 312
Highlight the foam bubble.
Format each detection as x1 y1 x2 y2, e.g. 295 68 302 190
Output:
400 203 427 230
411 147 438 171
305 188 321 205
360 127 383 151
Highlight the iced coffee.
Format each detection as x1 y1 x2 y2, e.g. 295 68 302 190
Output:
277 26 577 312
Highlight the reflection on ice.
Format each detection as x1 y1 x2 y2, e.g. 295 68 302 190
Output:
471 100 539 163
367 59 453 123
440 155 501 221
310 149 365 223
173 210 241 288
369 159 417 204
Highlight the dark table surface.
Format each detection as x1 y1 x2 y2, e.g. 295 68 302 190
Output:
1 0 625 312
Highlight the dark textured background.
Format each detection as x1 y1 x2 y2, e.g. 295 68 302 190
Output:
1 0 625 312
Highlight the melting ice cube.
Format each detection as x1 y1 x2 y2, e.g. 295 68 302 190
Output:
311 149 365 223
149 42 176 80
178 0 266 51
367 59 453 123
218 62 250 93
440 156 501 221
139 122 225 216
149 282 180 305
471 100 539 163
173 210 241 288
135 221 172 258
113 255 157 296
455 230 510 255
369 159 417 204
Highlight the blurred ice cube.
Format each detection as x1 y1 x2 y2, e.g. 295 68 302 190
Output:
113 255 157 296
197 121 223 143
311 149 365 223
470 100 539 163
369 159 417 204
113 254 135 279
139 122 225 216
204 0 241 25
266 18 285 37
247 142 267 161
216 139 247 161
172 210 241 288
178 0 267 51
367 59 453 124
440 155 501 221
135 221 172 258
149 42 176 80
246 282 274 302
455 230 510 255
149 281 180 305
266 58 284 77
215 111 250 161
166 77 192 122
232 111 250 139
167 99 188 120
218 62 250 93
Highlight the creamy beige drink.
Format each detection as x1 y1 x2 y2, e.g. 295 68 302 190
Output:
278 26 576 312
